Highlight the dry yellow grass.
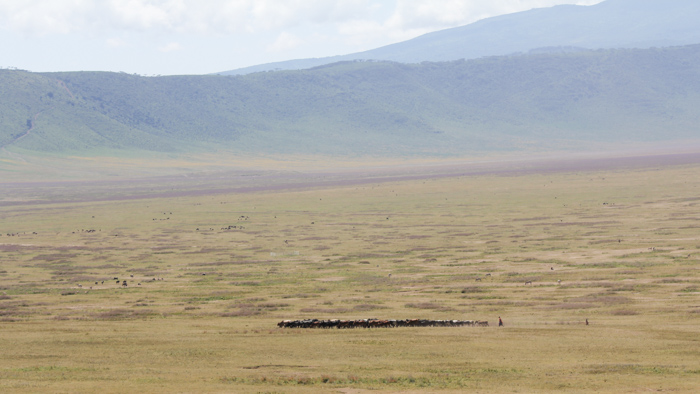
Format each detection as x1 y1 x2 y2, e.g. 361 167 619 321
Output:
1 155 700 392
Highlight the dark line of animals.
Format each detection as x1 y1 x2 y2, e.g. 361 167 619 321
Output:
277 319 489 329
195 225 244 231
75 276 164 290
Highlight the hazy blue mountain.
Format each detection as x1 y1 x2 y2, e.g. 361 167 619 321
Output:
219 0 700 75
2 45 700 158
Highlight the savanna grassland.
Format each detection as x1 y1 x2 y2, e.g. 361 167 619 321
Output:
1 155 700 393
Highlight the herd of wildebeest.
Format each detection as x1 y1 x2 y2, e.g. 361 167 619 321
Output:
277 318 489 329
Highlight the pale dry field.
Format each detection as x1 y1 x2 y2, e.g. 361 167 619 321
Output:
1 155 700 393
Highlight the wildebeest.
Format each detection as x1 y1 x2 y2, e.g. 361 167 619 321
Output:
277 318 486 329
277 320 292 328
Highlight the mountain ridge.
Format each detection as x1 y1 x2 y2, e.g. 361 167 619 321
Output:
219 0 700 75
1 44 699 160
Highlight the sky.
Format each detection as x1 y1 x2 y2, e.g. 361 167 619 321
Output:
0 0 603 76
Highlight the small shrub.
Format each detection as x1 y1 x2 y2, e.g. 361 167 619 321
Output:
405 302 446 310
611 309 638 316
657 279 687 284
299 307 350 313
354 304 388 311
320 375 337 383
281 293 313 299
220 308 262 317
258 302 290 309
547 302 595 310
573 294 632 305
230 281 260 286
92 309 155 320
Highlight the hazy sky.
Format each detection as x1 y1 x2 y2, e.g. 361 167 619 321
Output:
0 0 603 75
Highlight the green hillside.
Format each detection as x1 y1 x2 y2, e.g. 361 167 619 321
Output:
2 45 700 158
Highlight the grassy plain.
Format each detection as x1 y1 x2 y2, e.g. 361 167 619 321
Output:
1 154 700 393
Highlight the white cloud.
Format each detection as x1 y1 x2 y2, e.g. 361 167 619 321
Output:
0 0 604 51
267 31 303 52
0 0 93 35
0 0 377 35
106 0 185 30
338 19 390 46
106 37 127 47
158 41 182 52
0 0 603 38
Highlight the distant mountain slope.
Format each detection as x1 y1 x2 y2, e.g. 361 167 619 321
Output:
219 0 700 75
2 45 700 157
